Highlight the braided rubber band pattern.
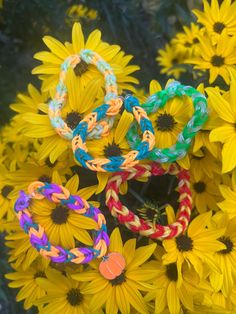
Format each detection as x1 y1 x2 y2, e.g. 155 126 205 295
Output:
14 182 110 264
126 81 208 163
72 97 156 172
49 49 122 140
105 162 192 239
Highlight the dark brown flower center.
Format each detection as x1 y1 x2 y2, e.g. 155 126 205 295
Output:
34 271 46 279
192 155 204 160
104 143 122 158
193 37 199 44
211 55 225 67
213 22 225 34
166 263 178 281
38 175 51 183
172 58 178 64
51 205 69 224
74 60 88 76
156 113 176 131
218 236 234 254
109 272 126 286
176 234 193 251
67 288 83 306
45 157 57 168
1 185 14 198
184 42 192 47
66 112 83 130
193 181 206 193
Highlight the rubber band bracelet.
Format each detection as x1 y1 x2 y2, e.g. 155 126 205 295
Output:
126 81 208 163
72 96 156 172
14 181 110 264
105 162 192 239
48 49 123 140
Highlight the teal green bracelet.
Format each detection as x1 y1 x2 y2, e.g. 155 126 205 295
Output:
126 81 208 163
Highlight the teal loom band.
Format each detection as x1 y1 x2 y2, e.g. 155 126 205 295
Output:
126 81 209 163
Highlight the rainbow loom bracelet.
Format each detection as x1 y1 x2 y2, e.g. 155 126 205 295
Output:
105 162 192 239
48 49 123 140
14 181 109 263
126 81 209 163
72 96 156 172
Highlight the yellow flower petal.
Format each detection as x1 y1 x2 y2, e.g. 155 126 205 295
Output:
222 138 236 173
128 243 156 270
167 282 180 314
114 111 133 145
72 23 84 53
109 228 123 254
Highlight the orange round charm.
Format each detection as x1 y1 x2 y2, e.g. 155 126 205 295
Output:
99 252 126 280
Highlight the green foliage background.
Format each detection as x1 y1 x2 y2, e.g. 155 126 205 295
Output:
0 0 200 312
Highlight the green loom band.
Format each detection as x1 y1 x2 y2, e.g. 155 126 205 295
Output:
126 81 209 163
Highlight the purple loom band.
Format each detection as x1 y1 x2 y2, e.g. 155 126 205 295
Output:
67 195 84 210
14 182 110 264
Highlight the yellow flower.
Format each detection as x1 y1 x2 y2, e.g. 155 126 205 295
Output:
5 221 49 270
87 111 133 193
186 32 236 84
218 170 236 218
5 158 70 199
144 245 202 314
156 43 187 79
189 148 221 181
30 175 98 249
191 173 222 214
192 130 222 160
193 0 236 43
207 80 236 173
5 260 48 310
21 68 108 162
172 23 203 58
0 165 15 221
66 4 98 26
34 267 96 314
162 212 226 285
148 79 194 169
208 212 236 297
72 228 157 314
32 22 139 94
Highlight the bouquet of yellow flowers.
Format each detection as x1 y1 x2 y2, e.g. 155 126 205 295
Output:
1 1 236 313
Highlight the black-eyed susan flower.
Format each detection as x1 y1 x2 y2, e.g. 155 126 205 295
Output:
71 228 157 314
5 259 49 310
87 110 133 193
190 148 221 181
191 173 222 213
21 69 102 163
5 221 48 270
10 83 48 116
162 211 226 284
30 175 98 249
6 159 70 199
35 267 95 314
156 43 187 79
208 212 236 297
186 32 236 84
193 0 236 43
218 170 236 218
207 81 236 173
66 4 98 26
0 165 15 221
172 23 202 58
148 80 194 169
144 245 204 314
32 22 139 94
